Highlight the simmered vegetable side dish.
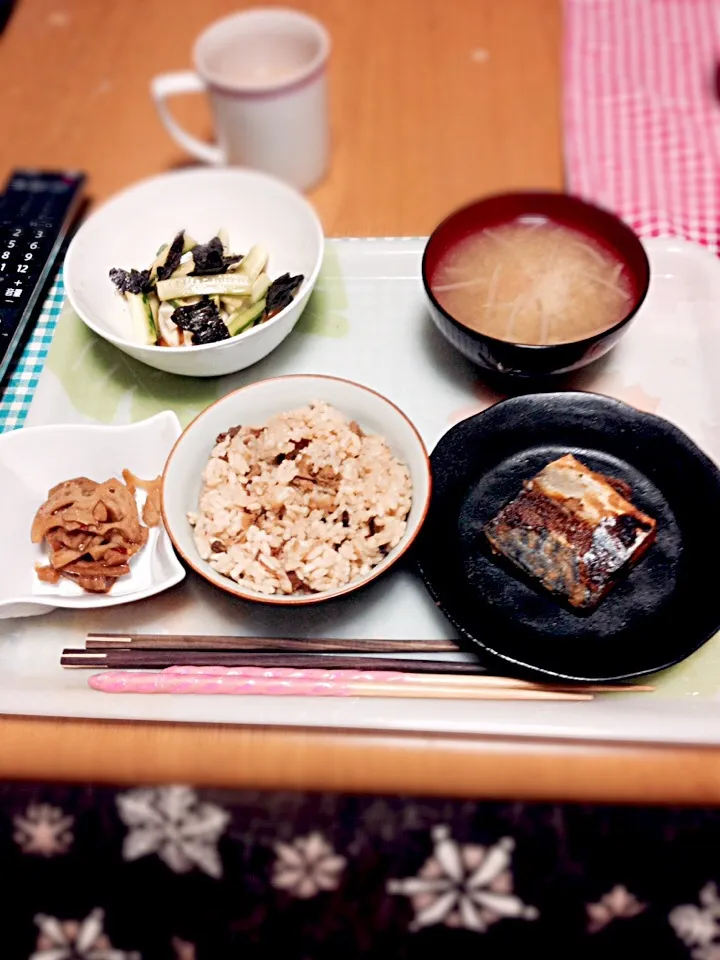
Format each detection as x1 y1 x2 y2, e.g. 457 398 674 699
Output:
109 230 304 347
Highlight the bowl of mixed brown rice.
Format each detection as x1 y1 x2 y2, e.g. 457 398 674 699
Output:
162 375 431 604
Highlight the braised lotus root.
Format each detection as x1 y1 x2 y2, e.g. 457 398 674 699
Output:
31 472 162 593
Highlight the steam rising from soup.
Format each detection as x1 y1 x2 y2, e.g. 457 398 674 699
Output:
430 221 634 346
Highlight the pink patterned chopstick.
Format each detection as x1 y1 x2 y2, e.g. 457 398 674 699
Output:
87 671 592 701
161 666 653 693
162 665 536 687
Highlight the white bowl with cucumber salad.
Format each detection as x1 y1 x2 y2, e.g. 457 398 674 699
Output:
63 168 324 377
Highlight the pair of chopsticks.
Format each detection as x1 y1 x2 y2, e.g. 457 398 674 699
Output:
64 633 472 673
66 634 654 701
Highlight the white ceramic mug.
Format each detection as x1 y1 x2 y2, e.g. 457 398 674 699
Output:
151 8 330 192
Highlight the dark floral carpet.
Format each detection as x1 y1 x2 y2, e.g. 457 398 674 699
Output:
0 783 719 958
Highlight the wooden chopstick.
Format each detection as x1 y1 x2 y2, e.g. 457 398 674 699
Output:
85 633 461 653
62 649 654 692
65 650 486 674
88 670 594 701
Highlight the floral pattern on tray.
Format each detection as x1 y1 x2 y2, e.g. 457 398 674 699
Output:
2 781 720 958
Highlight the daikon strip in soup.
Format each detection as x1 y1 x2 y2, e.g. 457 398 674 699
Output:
430 221 634 345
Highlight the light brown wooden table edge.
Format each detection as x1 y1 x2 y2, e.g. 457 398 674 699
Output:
3 714 720 804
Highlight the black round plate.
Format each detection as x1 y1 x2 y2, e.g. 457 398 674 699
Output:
416 392 720 682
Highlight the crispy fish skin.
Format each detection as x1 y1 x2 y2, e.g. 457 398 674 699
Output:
484 454 657 609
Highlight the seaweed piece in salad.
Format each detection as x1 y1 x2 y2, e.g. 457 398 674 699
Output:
156 230 187 281
172 299 230 345
110 229 303 347
190 236 243 276
266 273 304 318
109 267 153 296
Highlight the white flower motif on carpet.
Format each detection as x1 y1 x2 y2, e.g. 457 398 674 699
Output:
271 832 347 898
117 785 230 879
30 908 139 960
586 884 646 933
171 936 196 959
670 882 720 960
14 803 74 857
387 825 538 932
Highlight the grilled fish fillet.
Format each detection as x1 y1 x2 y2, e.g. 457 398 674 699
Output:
483 454 657 609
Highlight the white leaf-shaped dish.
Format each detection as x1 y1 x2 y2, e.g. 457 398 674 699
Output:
0 412 185 618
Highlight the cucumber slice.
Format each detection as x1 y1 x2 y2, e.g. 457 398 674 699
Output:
169 297 200 308
157 274 251 300
250 272 271 304
170 259 195 280
227 298 266 337
150 232 197 279
238 245 269 283
125 292 157 345
222 281 267 312
147 291 160 326
150 235 178 277
221 294 248 312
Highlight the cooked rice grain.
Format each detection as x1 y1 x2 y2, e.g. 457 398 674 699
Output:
189 401 412 595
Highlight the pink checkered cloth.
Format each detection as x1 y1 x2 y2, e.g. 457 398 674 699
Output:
564 0 720 253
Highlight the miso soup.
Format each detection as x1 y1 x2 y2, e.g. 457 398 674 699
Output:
431 221 634 345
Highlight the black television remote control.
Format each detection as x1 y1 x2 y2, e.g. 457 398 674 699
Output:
0 169 86 389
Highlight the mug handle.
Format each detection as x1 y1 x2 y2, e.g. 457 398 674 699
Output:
150 71 224 165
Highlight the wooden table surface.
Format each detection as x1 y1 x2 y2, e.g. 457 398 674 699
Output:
2 0 719 803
